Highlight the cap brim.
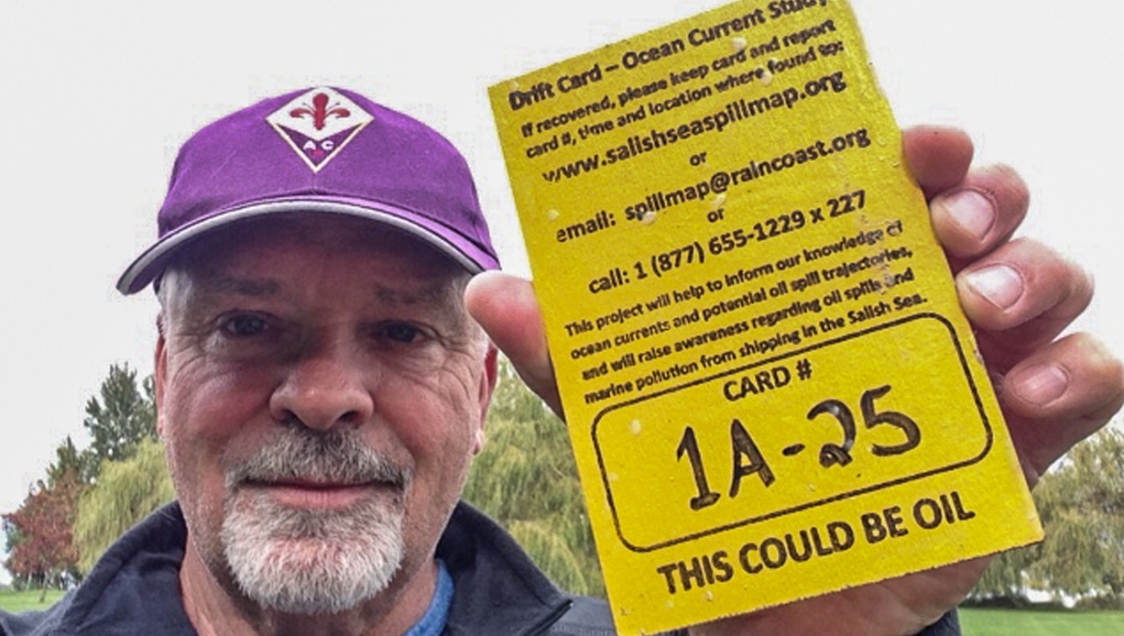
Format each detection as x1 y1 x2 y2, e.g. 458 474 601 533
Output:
116 198 498 294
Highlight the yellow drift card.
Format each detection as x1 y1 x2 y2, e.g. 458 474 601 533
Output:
489 1 1041 633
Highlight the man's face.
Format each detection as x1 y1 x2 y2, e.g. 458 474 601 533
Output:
154 216 494 614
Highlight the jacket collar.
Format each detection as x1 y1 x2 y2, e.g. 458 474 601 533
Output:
26 502 574 636
437 502 574 635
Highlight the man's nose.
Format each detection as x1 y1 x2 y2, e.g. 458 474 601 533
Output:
268 341 375 431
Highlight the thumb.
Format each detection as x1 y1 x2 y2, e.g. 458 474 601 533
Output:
465 271 563 417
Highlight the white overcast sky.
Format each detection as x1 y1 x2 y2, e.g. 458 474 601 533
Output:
2 1 1122 581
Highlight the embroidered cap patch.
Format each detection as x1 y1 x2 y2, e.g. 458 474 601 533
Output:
266 86 373 172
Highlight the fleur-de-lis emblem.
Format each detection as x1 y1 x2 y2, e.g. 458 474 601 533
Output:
289 92 351 131
267 87 373 172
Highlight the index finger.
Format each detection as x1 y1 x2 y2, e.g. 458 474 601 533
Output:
903 126 1031 265
902 125 974 200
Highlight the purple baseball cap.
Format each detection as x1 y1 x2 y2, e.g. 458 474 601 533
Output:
117 86 499 294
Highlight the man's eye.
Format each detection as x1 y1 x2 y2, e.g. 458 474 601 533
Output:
221 314 268 337
379 323 420 344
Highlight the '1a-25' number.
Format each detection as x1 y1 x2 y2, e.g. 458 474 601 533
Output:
675 385 921 511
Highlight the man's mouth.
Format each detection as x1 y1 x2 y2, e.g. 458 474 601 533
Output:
225 428 412 511
243 478 384 509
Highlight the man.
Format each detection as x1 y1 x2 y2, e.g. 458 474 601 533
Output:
1 86 1119 636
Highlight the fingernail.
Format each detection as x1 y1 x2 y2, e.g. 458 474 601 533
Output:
963 265 1023 309
939 190 995 241
1009 364 1069 406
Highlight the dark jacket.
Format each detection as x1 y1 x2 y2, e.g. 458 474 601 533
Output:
0 503 958 635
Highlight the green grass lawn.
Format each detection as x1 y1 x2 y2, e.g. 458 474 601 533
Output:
958 607 1124 636
0 589 65 613
3 590 1122 633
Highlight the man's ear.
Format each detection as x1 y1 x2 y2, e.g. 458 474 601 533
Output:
473 345 499 454
153 318 168 438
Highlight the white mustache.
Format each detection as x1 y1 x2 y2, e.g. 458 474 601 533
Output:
225 426 411 489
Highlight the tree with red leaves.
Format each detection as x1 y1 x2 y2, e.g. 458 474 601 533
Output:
2 472 82 590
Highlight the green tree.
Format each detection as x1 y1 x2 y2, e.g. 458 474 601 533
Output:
46 436 93 489
973 428 1124 602
1 364 160 587
73 438 174 575
463 358 604 597
82 364 157 478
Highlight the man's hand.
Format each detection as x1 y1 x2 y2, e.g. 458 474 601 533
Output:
464 126 1124 635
